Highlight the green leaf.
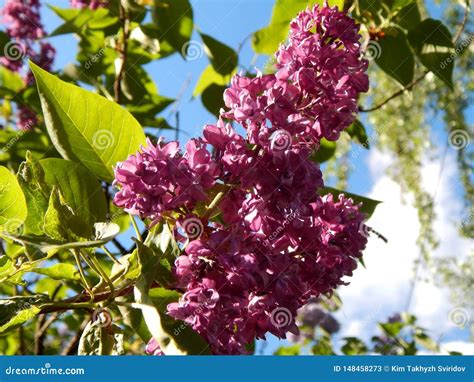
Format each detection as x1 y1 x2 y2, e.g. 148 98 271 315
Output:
310 138 336 163
414 331 439 352
0 295 47 335
318 187 381 218
94 222 120 241
393 3 421 31
199 32 238 75
30 62 146 182
78 320 124 355
311 334 335 355
0 31 10 57
134 285 211 355
133 241 174 287
201 84 227 117
380 321 404 337
0 67 24 97
30 263 80 281
43 186 87 240
152 0 193 55
274 344 301 355
49 6 118 36
0 166 27 234
374 27 415 86
341 337 368 355
407 19 455 89
18 157 108 238
252 0 344 54
193 65 232 96
390 0 413 11
346 120 369 148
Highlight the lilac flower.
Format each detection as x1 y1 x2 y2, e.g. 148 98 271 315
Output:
113 138 219 224
221 3 368 148
145 338 164 356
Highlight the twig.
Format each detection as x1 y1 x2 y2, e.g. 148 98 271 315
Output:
359 2 470 112
112 238 127 255
61 318 89 356
453 0 470 43
359 71 428 112
114 3 130 103
39 285 134 314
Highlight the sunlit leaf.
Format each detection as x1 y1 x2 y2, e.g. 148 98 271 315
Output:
30 62 146 182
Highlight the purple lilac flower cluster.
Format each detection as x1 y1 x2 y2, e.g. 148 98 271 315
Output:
114 3 369 355
222 3 368 149
0 0 55 129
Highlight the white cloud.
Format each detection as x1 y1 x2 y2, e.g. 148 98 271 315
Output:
336 148 473 352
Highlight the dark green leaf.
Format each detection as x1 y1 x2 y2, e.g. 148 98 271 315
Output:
201 83 227 116
393 3 421 31
199 32 238 75
152 0 193 55
43 186 87 240
346 120 369 148
374 27 415 86
408 19 455 89
0 31 10 57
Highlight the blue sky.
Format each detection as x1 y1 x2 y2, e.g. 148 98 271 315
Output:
25 0 474 354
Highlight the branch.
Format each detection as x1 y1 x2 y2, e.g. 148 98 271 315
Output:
39 285 134 314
